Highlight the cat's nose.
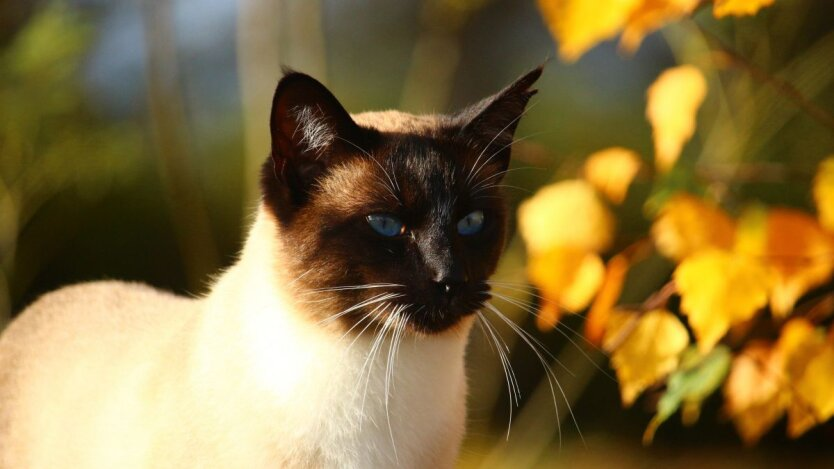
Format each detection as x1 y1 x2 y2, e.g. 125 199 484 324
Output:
432 267 468 297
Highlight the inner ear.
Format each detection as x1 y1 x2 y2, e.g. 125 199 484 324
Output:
458 66 543 180
268 72 364 204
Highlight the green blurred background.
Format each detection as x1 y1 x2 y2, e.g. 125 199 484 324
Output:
1 0 833 466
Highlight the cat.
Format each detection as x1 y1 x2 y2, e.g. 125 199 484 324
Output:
0 65 542 468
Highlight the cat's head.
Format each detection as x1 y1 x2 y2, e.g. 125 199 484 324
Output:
261 67 541 335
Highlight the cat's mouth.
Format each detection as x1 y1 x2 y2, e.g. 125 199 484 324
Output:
334 285 491 335
406 288 491 334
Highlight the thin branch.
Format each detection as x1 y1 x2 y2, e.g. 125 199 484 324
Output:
698 25 834 134
603 281 678 353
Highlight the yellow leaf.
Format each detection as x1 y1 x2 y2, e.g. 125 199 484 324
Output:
527 248 605 331
734 203 768 255
620 0 700 52
518 179 615 255
582 147 642 204
535 300 562 331
713 0 774 18
778 319 826 383
536 0 641 62
585 253 630 345
604 309 689 406
651 194 735 261
675 249 770 352
813 156 834 232
791 342 834 436
646 65 707 173
773 319 826 437
737 208 834 317
724 321 832 442
723 342 787 445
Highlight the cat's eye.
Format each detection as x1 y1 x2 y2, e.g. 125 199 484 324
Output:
457 210 484 236
366 214 405 237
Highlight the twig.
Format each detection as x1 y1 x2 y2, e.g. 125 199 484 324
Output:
603 280 678 353
697 25 834 134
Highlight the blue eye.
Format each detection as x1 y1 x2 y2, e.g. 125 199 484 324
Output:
457 210 484 235
366 214 405 237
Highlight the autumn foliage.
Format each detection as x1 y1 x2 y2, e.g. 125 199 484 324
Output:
526 0 834 445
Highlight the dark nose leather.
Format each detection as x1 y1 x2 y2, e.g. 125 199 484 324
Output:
431 263 468 297
418 225 468 297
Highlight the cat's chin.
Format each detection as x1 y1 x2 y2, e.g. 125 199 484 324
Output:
385 290 489 335
341 299 482 337
405 308 478 335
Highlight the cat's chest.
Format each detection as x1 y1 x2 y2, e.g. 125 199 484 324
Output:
235 329 469 468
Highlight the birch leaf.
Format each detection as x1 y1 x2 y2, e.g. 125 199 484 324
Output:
651 194 735 261
536 0 641 62
620 0 700 52
518 179 615 255
643 345 732 444
775 319 826 438
813 156 834 232
585 253 630 344
604 309 689 406
583 147 642 204
646 65 707 173
737 207 834 317
714 0 775 18
527 247 605 330
723 342 787 445
675 249 770 352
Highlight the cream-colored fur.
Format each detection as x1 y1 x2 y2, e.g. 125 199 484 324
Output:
0 207 472 468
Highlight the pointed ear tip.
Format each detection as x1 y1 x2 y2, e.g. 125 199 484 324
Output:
272 70 331 106
522 64 545 84
510 64 545 94
276 69 317 87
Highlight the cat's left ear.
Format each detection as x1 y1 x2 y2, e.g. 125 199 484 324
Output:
265 71 365 216
458 65 543 175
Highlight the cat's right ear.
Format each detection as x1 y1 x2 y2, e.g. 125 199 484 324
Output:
457 66 543 176
265 71 363 214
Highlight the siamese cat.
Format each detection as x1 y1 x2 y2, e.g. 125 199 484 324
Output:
0 65 542 468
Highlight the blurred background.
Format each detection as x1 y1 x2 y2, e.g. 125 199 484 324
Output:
1 0 833 466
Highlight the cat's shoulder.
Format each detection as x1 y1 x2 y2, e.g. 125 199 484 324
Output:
23 280 191 314
3 280 199 345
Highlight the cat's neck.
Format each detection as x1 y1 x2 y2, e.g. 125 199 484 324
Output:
192 206 471 466
200 205 473 390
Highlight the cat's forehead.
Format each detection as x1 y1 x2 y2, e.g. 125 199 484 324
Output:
316 129 463 214
351 110 449 134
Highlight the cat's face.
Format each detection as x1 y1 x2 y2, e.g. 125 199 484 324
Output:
262 68 541 334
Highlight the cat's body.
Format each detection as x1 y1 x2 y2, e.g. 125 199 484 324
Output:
0 209 467 468
0 68 541 468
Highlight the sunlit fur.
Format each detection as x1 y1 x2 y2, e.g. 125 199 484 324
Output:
0 209 469 468
0 68 541 468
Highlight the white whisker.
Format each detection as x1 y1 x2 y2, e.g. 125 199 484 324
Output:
477 312 520 440
468 131 546 191
489 290 615 381
359 307 400 425
346 303 391 353
287 268 314 288
465 100 540 186
317 292 403 325
339 303 386 343
303 283 404 294
484 302 585 448
384 309 410 464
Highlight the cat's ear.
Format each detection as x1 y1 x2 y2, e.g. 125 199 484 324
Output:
458 65 543 175
267 71 362 208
